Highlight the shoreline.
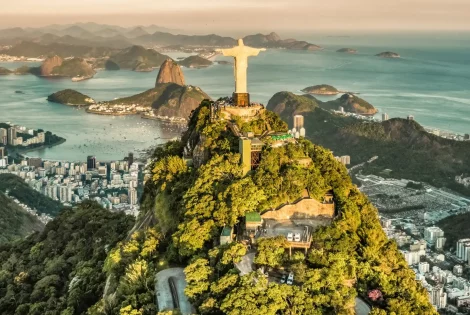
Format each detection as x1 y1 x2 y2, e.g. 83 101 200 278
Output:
141 114 187 124
13 138 66 155
86 109 137 116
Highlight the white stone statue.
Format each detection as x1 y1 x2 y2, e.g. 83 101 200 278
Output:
216 39 266 94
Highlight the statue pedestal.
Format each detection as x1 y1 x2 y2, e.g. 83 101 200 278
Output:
233 92 250 107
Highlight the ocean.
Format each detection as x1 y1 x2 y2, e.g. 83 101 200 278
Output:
1 32 469 161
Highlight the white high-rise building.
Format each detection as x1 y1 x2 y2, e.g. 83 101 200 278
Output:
382 113 389 121
293 115 304 130
418 262 430 274
436 236 446 250
424 226 444 245
128 188 138 205
457 239 470 261
403 250 420 265
428 285 447 309
299 127 306 137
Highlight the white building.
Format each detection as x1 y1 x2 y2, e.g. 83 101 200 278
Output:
435 236 446 250
424 226 444 245
418 262 430 274
457 239 470 261
403 250 420 265
453 265 463 276
293 115 304 130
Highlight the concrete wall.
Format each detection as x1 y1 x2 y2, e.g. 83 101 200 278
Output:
220 106 265 122
261 198 335 220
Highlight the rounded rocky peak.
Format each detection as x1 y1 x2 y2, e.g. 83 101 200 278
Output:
155 58 185 86
40 55 64 76
267 32 281 42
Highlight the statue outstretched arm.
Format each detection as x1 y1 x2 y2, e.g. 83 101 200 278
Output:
215 47 237 57
246 47 266 56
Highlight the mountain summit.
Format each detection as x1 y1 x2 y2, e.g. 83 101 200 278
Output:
155 58 185 86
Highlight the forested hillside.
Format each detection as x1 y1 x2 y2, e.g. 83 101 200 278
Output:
0 192 44 243
0 174 63 216
91 100 435 315
0 201 134 315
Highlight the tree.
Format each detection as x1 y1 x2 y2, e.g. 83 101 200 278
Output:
254 236 288 268
184 258 214 299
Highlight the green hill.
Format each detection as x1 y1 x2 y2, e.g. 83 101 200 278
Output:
48 89 95 105
107 45 170 70
51 58 96 78
0 174 63 217
0 192 44 244
322 93 378 115
270 105 470 196
0 201 134 315
2 41 115 58
104 83 210 119
93 100 435 314
267 91 319 123
267 91 378 117
438 212 470 250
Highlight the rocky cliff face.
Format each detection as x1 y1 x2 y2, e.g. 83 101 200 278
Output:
155 59 185 86
152 84 210 119
39 55 63 76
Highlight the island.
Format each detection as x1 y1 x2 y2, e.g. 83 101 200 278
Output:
178 55 213 68
47 89 95 106
337 48 357 54
302 84 340 95
376 51 400 58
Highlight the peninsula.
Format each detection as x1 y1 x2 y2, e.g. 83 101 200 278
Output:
87 59 210 121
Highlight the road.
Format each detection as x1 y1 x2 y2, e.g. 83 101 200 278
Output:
155 267 194 315
355 297 371 315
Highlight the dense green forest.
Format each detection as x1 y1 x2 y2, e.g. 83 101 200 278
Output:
268 103 470 196
0 201 134 315
91 100 435 315
0 192 44 244
0 174 63 216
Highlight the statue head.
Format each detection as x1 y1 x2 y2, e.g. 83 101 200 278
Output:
238 38 244 46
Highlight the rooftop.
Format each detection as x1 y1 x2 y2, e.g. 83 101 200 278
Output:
221 226 232 236
245 211 262 223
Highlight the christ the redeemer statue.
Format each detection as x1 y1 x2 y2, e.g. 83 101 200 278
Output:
217 39 265 106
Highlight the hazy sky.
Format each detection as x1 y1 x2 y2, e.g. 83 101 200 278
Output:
1 0 469 32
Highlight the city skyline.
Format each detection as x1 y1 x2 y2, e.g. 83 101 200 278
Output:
1 0 469 31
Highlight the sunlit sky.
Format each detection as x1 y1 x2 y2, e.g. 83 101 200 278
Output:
1 0 469 32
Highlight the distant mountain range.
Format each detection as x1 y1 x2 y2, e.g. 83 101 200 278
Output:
0 23 322 53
